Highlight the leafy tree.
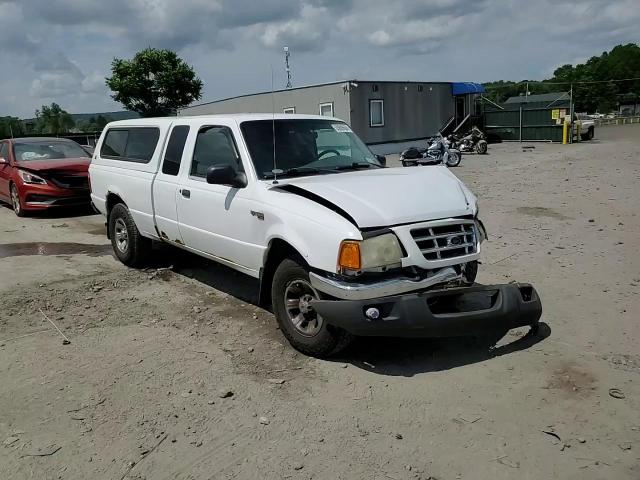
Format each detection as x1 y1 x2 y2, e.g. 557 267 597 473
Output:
106 48 203 117
34 103 75 134
0 117 25 138
484 43 640 113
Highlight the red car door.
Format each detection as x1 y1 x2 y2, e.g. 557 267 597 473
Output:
0 141 12 201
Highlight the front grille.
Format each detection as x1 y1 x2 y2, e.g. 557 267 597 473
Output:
48 175 89 189
411 221 477 261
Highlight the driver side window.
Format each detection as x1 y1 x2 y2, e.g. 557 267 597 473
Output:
190 126 243 178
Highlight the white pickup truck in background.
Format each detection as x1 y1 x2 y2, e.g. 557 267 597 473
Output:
89 114 542 357
575 113 595 140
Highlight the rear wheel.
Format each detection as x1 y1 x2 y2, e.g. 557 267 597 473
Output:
108 203 151 267
10 183 26 217
475 140 488 154
271 257 353 357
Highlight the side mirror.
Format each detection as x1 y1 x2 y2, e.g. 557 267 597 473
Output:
206 165 247 188
375 154 387 167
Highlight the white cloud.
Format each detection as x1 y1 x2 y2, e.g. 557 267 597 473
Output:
0 0 638 117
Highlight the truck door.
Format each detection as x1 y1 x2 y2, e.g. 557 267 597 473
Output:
175 121 264 277
152 124 190 244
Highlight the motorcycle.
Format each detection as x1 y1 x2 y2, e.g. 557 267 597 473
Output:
448 126 488 155
400 133 462 167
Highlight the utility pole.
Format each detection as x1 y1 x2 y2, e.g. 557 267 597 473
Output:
569 83 574 144
284 46 292 89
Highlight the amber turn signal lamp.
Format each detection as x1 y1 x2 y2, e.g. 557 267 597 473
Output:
338 241 361 272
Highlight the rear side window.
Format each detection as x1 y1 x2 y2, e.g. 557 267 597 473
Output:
100 127 160 163
162 126 190 176
190 126 242 178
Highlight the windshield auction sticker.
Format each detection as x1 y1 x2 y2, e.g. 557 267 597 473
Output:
332 123 353 133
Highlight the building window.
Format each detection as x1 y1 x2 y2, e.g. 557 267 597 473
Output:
283 107 295 114
369 99 384 127
372 84 379 92
319 102 334 117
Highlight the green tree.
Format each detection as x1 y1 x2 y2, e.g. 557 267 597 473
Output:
484 43 640 113
106 47 203 117
34 103 75 134
0 117 25 138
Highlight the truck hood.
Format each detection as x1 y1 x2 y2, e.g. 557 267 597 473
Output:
272 166 475 228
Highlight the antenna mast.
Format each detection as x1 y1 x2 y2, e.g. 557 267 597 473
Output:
284 46 292 89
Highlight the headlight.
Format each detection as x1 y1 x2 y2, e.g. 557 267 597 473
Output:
18 170 47 185
337 233 403 273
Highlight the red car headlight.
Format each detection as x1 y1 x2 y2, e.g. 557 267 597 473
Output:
18 169 47 185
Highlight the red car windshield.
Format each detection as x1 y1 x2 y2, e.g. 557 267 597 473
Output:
13 141 89 161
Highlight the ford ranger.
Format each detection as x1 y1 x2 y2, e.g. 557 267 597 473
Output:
89 114 542 357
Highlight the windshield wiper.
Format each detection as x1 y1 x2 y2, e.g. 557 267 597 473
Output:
262 166 337 179
334 162 380 171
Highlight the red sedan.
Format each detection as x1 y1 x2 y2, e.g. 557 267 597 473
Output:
0 137 91 216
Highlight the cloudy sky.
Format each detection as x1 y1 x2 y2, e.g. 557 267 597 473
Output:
1 0 638 118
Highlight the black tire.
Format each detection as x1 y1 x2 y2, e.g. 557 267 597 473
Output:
108 203 151 267
462 260 478 284
271 257 353 357
476 140 488 154
581 128 594 141
446 150 462 167
10 183 26 217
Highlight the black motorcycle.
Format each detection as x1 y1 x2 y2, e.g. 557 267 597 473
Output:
448 126 488 155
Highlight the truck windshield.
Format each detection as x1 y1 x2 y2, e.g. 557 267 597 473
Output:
240 119 381 179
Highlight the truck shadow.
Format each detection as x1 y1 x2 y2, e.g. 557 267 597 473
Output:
148 244 260 304
148 245 550 376
336 322 551 377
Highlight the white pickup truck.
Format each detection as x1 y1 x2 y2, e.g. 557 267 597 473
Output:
89 114 541 356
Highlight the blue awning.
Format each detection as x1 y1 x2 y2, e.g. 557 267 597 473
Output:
451 82 486 95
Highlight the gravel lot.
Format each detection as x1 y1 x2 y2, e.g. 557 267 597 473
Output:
1 124 639 480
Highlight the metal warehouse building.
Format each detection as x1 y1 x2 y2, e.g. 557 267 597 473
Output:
179 80 485 154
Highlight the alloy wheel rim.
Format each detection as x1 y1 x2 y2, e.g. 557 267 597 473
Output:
284 279 323 337
114 218 129 253
11 186 20 214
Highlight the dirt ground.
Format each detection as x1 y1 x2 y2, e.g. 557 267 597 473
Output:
1 124 639 480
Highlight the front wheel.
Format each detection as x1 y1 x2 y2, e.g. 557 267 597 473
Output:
475 140 488 154
445 150 462 167
271 257 353 357
10 183 26 217
581 128 594 141
108 203 151 267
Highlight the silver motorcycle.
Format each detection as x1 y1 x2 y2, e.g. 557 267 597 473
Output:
400 133 462 167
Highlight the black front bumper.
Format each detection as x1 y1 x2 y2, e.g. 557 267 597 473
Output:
311 283 542 337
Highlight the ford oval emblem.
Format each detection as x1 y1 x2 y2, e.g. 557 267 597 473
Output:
448 236 461 246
